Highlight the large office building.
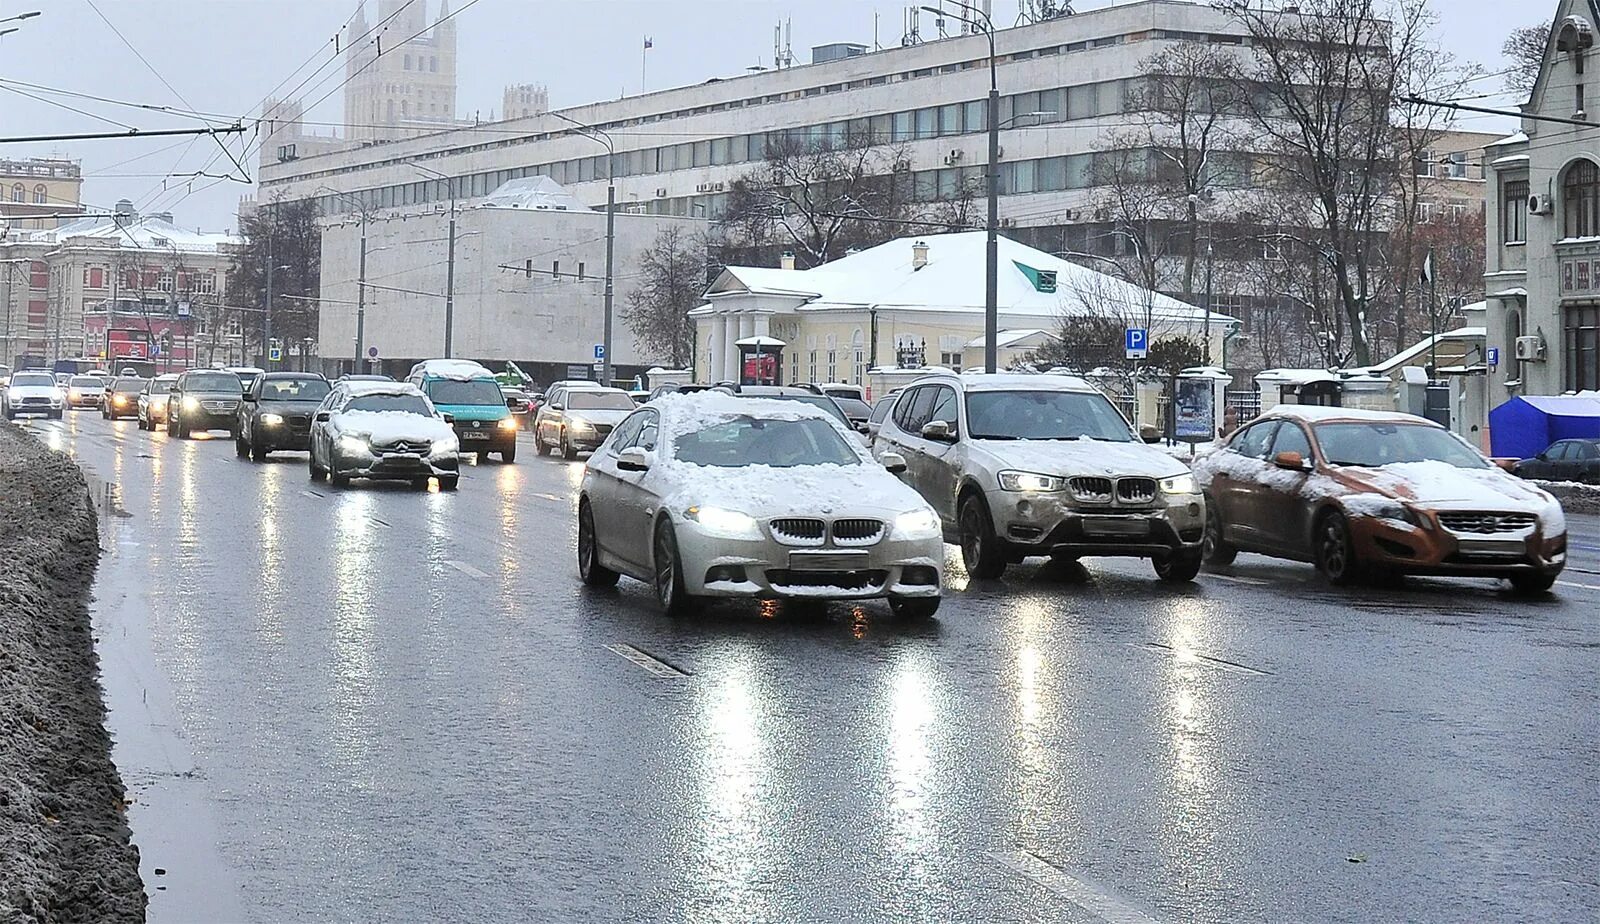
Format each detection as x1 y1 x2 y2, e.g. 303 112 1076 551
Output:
261 0 1245 260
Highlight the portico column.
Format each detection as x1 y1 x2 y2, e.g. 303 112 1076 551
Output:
707 317 722 382
753 314 770 338
722 314 740 382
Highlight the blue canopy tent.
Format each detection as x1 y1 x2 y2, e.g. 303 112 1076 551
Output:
1489 395 1600 459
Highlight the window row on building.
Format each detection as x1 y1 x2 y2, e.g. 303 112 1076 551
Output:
7 183 49 204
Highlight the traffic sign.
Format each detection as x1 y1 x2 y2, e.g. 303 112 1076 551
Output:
1124 327 1149 360
367 345 379 359
269 346 283 362
1486 346 1500 368
150 342 161 357
593 343 606 360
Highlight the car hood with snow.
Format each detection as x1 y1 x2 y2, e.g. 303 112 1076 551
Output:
334 409 455 445
1330 460 1559 513
976 437 1191 480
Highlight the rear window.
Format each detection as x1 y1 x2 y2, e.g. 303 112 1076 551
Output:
260 378 330 402
113 379 146 393
568 391 634 410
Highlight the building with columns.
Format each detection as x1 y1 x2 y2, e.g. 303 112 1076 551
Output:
690 232 1227 387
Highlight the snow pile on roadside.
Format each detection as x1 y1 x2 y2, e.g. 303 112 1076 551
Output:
1534 479 1600 515
0 422 144 922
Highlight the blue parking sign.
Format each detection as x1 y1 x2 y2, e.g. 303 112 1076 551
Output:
1125 327 1148 359
593 344 605 360
1486 346 1500 368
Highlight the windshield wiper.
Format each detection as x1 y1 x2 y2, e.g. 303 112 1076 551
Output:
971 434 1019 440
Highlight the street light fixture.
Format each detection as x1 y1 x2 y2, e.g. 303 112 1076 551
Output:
922 1 999 373
549 110 617 386
409 163 459 358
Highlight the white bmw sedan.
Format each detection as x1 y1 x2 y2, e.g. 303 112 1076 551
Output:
577 393 944 618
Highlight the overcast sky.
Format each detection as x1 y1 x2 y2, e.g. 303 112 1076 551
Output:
0 0 1545 231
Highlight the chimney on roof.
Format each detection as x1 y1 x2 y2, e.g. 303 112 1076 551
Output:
780 250 795 271
911 240 929 270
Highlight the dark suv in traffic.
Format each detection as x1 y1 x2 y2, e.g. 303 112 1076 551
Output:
166 369 245 438
236 372 332 460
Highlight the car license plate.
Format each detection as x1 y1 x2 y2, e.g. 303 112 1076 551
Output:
1082 517 1150 537
461 430 491 440
1456 537 1524 557
789 550 869 571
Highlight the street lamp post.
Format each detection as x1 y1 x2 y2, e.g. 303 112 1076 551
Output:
410 164 458 358
319 187 371 371
550 111 616 385
925 2 999 373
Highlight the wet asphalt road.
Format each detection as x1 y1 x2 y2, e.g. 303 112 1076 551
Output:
27 410 1600 923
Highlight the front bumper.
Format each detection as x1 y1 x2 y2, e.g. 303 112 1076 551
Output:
562 423 613 451
985 488 1205 558
106 399 136 417
9 400 62 416
254 422 312 451
454 421 517 451
1351 517 1566 578
68 393 102 407
145 402 168 421
674 521 943 600
334 446 459 481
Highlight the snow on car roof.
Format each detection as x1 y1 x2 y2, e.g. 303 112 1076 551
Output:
341 380 426 398
1263 405 1433 425
951 372 1097 393
410 359 495 381
652 390 841 431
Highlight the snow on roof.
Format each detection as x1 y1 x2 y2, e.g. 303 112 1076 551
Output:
1262 405 1428 424
26 214 237 252
695 232 1216 327
1489 131 1529 147
964 328 1054 349
342 380 426 398
1256 368 1340 385
477 176 594 212
409 358 495 381
1367 323 1486 374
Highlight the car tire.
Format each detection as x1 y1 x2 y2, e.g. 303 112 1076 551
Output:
236 433 249 458
331 467 351 487
958 493 1007 579
1202 498 1238 567
1153 548 1203 583
1314 509 1359 585
652 518 694 617
578 500 621 587
501 441 517 464
535 435 550 456
561 433 578 460
250 439 268 462
888 595 940 619
438 475 460 491
1509 571 1558 594
309 447 324 479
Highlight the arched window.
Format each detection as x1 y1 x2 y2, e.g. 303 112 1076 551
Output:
33 184 47 204
1563 159 1600 238
10 183 22 202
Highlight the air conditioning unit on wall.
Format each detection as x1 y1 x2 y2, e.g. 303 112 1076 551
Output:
1514 335 1545 361
1528 193 1554 215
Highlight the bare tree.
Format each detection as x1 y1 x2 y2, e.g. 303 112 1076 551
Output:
1503 23 1552 98
1220 0 1436 367
623 226 708 368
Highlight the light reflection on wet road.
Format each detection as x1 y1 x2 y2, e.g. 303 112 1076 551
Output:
30 411 1600 923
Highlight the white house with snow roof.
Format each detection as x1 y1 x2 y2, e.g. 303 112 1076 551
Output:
690 231 1228 386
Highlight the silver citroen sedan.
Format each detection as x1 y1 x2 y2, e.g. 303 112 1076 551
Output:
577 392 944 617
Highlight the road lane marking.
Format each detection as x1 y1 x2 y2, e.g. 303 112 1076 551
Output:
1203 572 1269 586
368 517 392 529
1132 642 1271 676
300 490 324 499
1557 579 1600 592
604 643 689 678
989 849 1163 924
445 560 490 579
533 492 567 503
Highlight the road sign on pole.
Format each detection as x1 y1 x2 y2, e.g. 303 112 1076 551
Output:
593 344 606 361
1124 327 1149 360
1486 346 1500 368
269 345 283 362
367 345 379 359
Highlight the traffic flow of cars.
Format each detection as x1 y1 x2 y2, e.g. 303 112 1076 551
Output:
7 361 1575 612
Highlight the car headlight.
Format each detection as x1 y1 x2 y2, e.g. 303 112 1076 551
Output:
568 416 594 432
497 417 518 430
1160 474 1197 495
182 396 200 411
1364 500 1420 526
684 505 760 539
337 434 371 456
430 435 459 456
260 413 285 426
1539 494 1566 536
998 470 1065 492
893 507 942 539
113 396 129 405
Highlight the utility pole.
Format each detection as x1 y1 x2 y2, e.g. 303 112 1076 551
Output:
551 111 616 385
355 212 368 370
411 164 458 358
264 210 275 369
1203 236 1214 366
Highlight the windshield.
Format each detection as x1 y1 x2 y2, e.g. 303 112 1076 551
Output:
12 373 54 387
834 397 871 418
69 376 101 388
186 372 242 393
966 390 1133 441
147 377 177 393
674 416 861 467
346 393 433 416
426 379 504 406
1314 422 1490 469
568 391 634 411
113 379 146 393
260 378 331 402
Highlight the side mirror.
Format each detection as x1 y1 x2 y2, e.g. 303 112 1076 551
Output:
242 394 257 403
168 386 180 395
880 451 909 474
1273 450 1308 471
617 447 652 472
921 420 956 442
441 412 455 425
314 411 331 423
